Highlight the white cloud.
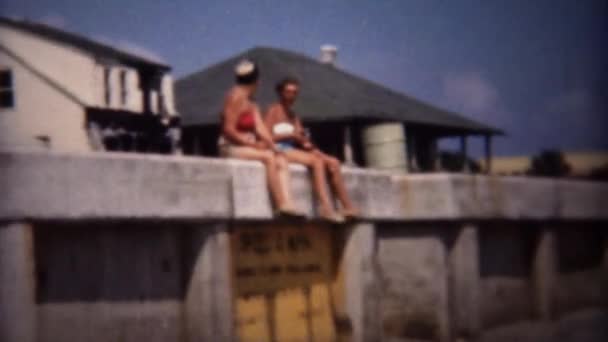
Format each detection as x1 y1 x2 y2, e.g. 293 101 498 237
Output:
92 35 166 64
442 71 499 113
39 13 67 29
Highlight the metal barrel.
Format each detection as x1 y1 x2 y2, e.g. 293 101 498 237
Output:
362 122 408 172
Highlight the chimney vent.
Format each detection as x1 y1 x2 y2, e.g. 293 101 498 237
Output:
320 44 338 66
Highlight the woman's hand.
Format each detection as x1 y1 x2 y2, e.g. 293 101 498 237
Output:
252 141 269 150
301 141 314 150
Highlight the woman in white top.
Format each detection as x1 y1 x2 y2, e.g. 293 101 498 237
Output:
264 77 360 222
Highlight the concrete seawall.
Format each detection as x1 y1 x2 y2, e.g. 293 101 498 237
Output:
1 150 607 341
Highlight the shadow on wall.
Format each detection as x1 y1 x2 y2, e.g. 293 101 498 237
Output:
34 223 201 302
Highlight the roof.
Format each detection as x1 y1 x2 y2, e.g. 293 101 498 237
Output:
176 46 502 135
0 17 170 71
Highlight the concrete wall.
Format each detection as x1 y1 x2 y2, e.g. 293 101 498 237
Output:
1 150 607 342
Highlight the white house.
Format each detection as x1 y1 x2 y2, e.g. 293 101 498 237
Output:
0 17 178 153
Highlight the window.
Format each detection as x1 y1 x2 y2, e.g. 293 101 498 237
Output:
0 69 15 108
119 70 128 106
103 68 111 106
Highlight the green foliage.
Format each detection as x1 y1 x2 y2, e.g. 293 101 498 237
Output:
528 149 571 177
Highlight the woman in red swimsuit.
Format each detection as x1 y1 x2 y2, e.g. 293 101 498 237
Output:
219 60 302 217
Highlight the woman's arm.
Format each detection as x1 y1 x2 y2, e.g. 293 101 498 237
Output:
294 117 315 150
263 105 280 142
254 105 277 149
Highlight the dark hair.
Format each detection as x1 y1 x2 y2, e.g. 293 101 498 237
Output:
275 77 300 94
235 61 259 85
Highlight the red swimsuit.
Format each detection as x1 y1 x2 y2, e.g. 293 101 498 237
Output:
236 110 255 131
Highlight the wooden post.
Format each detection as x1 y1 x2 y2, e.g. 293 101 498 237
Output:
343 125 354 166
432 138 440 172
408 134 418 172
192 130 201 156
460 136 469 173
484 135 492 174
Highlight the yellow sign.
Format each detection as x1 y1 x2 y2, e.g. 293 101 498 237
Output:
231 223 332 296
231 223 339 341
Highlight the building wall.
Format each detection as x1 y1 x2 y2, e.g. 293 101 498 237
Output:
0 24 178 151
0 50 90 151
0 25 98 105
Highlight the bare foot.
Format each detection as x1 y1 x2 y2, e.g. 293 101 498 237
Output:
319 207 344 223
277 205 306 218
340 207 361 220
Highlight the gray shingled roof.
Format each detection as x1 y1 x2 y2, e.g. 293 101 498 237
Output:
176 46 502 135
0 17 170 71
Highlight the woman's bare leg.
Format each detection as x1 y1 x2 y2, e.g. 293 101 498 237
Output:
315 150 359 215
275 154 297 209
226 146 289 209
283 149 338 218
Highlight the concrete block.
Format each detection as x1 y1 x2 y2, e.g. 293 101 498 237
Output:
2 150 608 222
0 151 232 220
227 159 274 219
392 174 458 220
34 223 183 342
346 168 396 220
553 226 606 316
532 228 557 321
558 180 608 219
183 224 234 342
376 224 451 341
0 222 36 342
341 222 379 342
448 224 481 338
478 225 536 329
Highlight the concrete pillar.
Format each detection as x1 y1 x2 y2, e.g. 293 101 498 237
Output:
532 228 557 321
0 222 36 342
448 224 480 339
183 224 234 342
604 231 608 294
342 223 379 342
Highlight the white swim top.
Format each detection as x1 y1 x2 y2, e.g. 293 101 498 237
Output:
273 122 295 135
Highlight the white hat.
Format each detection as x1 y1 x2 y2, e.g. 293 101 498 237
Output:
235 59 255 76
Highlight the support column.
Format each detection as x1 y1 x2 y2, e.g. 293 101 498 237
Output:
460 136 469 173
448 224 481 339
532 227 557 321
432 139 441 172
183 224 234 342
484 135 492 174
0 222 36 342
192 131 200 156
342 223 379 342
603 231 608 303
343 125 355 166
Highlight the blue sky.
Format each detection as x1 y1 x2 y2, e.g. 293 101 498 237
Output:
2 0 607 156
